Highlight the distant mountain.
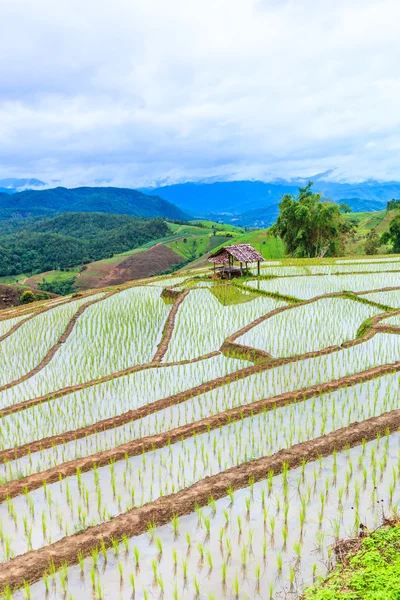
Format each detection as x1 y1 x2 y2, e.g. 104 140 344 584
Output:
0 178 45 194
143 179 400 226
0 186 189 221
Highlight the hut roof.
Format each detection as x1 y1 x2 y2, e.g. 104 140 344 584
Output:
209 244 264 264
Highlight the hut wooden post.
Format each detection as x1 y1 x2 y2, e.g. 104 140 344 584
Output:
208 244 263 280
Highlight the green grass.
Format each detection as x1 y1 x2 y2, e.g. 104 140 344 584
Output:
166 235 232 261
40 268 80 284
304 523 400 600
0 274 28 284
208 229 286 260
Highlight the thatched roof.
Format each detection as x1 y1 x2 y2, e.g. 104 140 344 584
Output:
209 244 264 264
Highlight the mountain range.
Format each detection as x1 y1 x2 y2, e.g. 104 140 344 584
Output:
143 176 400 226
0 186 188 222
1 175 400 227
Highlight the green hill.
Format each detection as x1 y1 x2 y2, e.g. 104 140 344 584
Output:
0 186 189 221
343 208 399 254
0 213 171 288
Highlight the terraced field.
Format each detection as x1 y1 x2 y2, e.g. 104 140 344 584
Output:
0 257 399 599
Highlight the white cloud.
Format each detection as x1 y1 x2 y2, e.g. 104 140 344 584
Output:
1 0 400 186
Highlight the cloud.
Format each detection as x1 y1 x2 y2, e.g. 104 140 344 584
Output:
1 0 400 186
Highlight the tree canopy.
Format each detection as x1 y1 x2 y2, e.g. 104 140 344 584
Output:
271 182 351 257
381 214 400 253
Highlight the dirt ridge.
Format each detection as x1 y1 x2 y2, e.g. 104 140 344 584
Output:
1 307 399 463
2 352 400 501
1 409 399 593
153 290 190 361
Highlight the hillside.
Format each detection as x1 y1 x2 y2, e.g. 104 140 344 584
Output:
0 186 189 221
10 219 245 292
0 213 171 290
343 208 399 254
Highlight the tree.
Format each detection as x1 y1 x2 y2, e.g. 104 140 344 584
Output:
20 290 35 304
381 214 400 253
364 229 380 255
271 182 349 257
339 202 352 213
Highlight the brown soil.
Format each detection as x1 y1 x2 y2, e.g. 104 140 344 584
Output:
0 284 57 310
333 516 399 564
86 244 184 288
153 290 189 361
1 409 400 593
21 271 54 289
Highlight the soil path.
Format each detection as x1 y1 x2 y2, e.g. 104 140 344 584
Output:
153 290 190 361
1 408 399 593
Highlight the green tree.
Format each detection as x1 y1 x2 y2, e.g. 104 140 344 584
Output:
364 229 380 255
20 290 35 304
271 182 349 257
339 202 352 213
381 214 400 252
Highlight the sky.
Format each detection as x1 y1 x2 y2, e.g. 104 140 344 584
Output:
1 0 400 188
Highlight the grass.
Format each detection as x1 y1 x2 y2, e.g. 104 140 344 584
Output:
208 229 285 260
0 274 28 285
303 521 400 599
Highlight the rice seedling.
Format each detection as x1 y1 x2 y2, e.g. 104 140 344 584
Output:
1 264 400 599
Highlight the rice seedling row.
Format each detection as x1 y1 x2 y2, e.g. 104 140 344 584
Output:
245 272 400 299
9 432 398 600
1 411 399 596
162 289 285 362
0 287 172 408
237 297 382 357
1 329 399 463
360 288 400 308
1 263 400 598
0 314 33 339
0 370 399 561
0 294 105 388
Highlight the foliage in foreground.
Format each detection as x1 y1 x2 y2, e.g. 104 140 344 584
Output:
304 523 400 599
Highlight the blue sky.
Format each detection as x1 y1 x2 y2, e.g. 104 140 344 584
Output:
1 0 400 187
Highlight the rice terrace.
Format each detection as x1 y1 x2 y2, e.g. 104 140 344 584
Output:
0 253 398 600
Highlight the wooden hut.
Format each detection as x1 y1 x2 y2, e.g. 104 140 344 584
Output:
209 244 264 278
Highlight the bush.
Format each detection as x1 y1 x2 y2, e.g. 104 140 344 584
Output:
20 290 35 304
